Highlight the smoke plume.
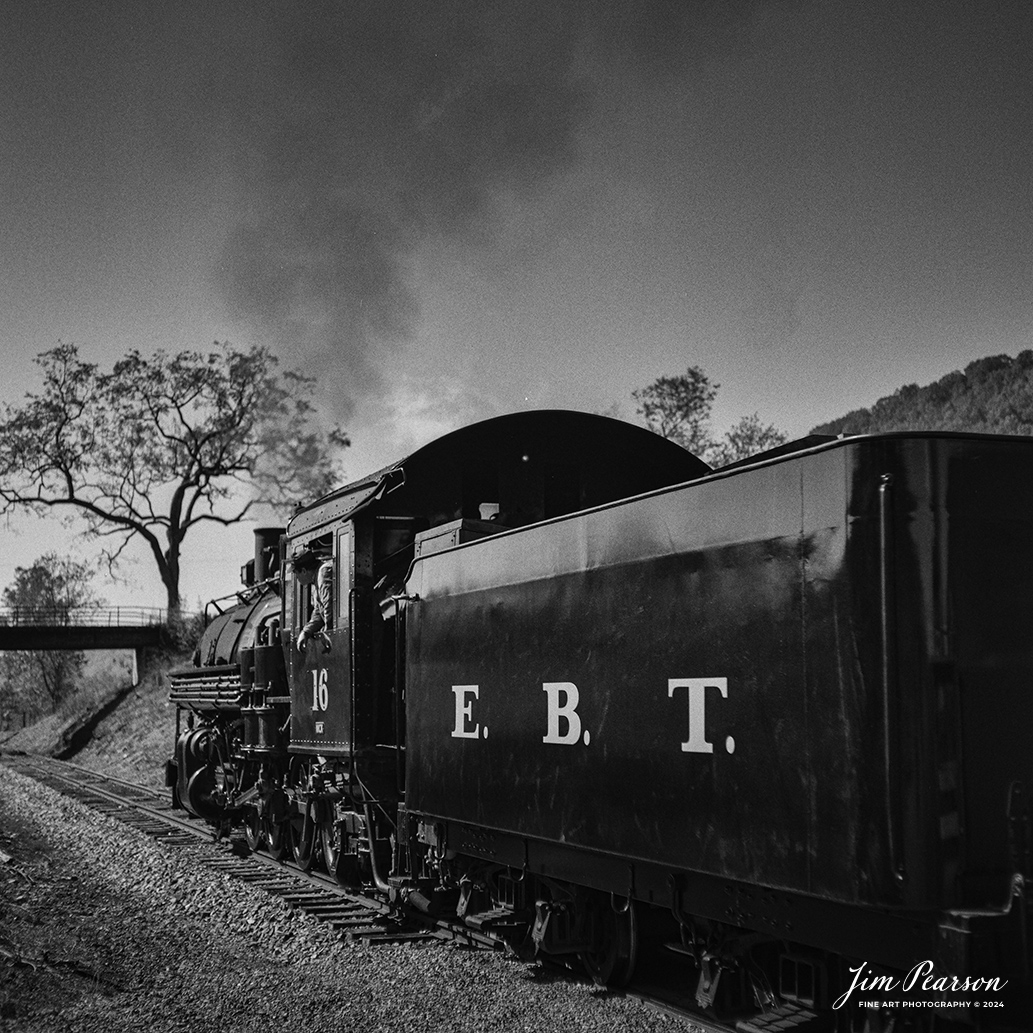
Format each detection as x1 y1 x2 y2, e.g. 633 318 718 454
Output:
207 1 780 414
207 2 590 410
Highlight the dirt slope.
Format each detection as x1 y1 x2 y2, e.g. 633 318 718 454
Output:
1 650 186 792
70 654 184 790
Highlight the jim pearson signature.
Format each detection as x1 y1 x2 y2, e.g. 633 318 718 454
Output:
834 961 1008 1011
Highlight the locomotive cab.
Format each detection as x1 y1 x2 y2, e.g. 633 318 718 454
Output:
279 411 708 883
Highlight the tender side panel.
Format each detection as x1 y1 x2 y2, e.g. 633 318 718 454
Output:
406 445 902 906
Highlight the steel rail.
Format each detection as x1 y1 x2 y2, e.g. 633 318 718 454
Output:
0 754 509 948
0 754 428 943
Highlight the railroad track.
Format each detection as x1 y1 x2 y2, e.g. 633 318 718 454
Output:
0 753 468 948
2 753 719 1031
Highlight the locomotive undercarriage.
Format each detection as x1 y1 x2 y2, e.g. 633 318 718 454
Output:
168 705 397 888
420 852 872 1028
279 754 395 886
403 819 1031 1030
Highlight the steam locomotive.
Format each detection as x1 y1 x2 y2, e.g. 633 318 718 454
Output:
167 410 1032 1028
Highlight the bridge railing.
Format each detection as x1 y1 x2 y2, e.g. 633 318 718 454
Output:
0 606 170 627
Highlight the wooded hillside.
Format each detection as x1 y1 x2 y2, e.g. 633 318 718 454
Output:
811 353 1033 437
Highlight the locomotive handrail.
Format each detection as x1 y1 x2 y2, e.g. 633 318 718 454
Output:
879 473 906 886
0 605 171 627
203 577 279 622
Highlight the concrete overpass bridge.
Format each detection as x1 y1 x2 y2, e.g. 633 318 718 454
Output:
0 606 169 652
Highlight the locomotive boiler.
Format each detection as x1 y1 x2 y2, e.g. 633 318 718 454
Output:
167 411 1033 1028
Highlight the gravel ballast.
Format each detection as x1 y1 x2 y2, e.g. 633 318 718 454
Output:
0 764 697 1032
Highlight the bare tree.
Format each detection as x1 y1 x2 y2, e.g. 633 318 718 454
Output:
0 343 349 617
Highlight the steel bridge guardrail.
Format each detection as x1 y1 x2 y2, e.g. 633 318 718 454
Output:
0 606 170 627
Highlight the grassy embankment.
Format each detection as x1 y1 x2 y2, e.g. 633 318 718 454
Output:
1 647 188 791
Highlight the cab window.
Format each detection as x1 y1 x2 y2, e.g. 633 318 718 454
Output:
336 527 352 629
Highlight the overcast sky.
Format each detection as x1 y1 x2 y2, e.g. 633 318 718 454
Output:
2 1 1031 609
